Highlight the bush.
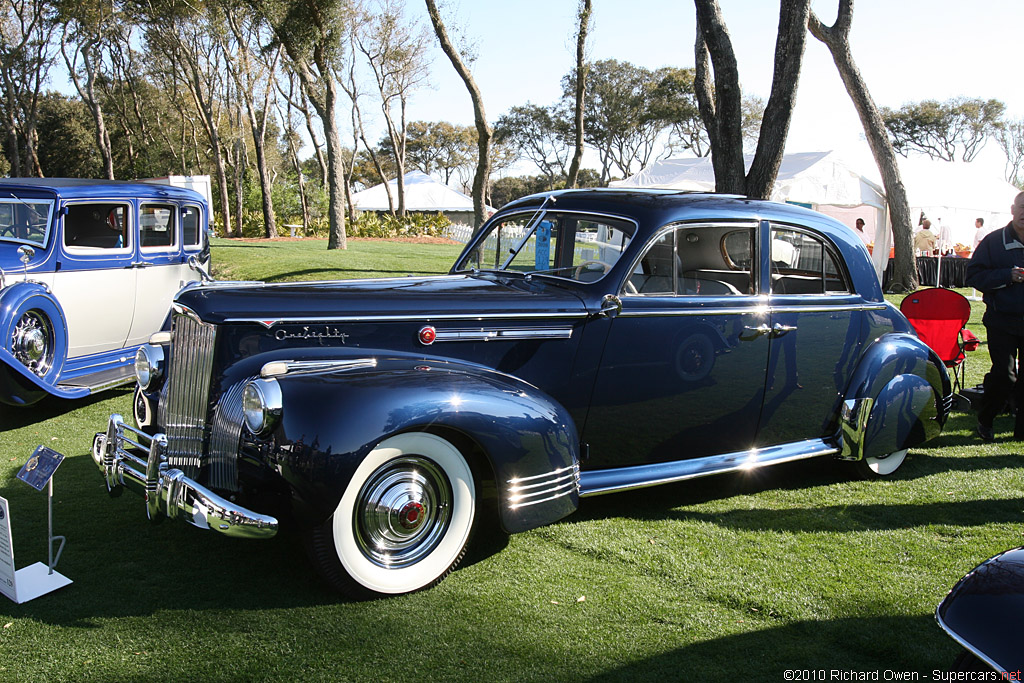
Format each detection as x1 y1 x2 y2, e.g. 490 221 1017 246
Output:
349 211 452 239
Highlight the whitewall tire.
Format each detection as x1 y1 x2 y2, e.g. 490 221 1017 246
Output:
308 432 476 598
857 448 908 478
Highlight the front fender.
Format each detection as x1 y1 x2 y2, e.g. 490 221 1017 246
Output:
255 357 580 534
937 547 1024 672
839 333 950 461
0 281 82 406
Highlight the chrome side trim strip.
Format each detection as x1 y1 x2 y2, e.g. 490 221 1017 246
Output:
260 358 378 378
506 463 580 509
578 439 838 497
228 311 589 326
433 326 574 343
619 302 886 318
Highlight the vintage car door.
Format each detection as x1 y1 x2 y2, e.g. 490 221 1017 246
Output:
582 221 771 468
52 200 137 357
758 223 866 446
125 201 191 347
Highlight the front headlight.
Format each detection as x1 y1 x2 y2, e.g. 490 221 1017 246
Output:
242 378 283 435
135 344 165 390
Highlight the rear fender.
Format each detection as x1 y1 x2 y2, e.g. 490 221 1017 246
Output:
259 358 580 534
839 333 950 461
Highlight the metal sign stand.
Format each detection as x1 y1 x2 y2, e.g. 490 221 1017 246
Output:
0 446 73 604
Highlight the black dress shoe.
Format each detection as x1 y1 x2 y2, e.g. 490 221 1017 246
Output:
977 422 995 442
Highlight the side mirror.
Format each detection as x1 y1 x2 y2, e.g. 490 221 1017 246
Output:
187 254 214 283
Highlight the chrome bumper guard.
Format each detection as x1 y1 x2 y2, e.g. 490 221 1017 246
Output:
92 414 278 539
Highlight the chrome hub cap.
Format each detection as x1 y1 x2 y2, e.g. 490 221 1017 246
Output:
354 456 452 568
11 311 53 377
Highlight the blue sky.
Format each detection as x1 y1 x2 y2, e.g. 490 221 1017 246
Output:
401 0 1023 176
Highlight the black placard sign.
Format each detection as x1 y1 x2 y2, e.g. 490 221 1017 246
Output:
17 446 65 491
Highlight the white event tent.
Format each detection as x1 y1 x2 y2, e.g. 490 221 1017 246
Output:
352 170 485 227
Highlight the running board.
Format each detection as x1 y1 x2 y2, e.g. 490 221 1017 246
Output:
58 365 136 394
578 439 840 497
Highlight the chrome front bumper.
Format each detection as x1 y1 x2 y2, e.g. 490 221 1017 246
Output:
93 414 278 539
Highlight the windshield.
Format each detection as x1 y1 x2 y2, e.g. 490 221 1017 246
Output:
0 197 53 249
455 210 635 284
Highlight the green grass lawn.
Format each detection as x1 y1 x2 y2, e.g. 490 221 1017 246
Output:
1 241 1020 682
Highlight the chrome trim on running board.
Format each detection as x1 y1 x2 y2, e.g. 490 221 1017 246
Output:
578 439 839 497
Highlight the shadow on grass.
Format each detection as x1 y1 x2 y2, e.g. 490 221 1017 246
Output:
587 615 957 682
0 386 132 431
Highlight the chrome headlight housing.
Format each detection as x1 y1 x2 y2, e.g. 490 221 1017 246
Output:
242 378 283 435
135 344 165 390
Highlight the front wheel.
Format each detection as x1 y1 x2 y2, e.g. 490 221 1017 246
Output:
855 448 908 478
307 432 476 599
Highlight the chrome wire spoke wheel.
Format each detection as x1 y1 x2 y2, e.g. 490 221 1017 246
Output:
354 456 452 569
11 310 54 377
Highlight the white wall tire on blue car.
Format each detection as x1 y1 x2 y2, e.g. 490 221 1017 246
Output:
311 432 476 598
857 448 908 478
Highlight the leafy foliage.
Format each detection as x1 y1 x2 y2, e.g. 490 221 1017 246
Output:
348 210 452 239
881 97 1006 162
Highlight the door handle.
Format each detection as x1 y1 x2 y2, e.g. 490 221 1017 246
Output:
771 323 798 337
739 324 771 341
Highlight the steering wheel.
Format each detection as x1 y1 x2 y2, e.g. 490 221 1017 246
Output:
573 260 614 280
0 225 20 238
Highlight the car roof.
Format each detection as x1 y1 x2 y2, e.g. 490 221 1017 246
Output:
0 177 206 203
499 188 837 229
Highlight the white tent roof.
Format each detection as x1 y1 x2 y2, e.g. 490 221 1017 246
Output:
610 151 885 209
352 170 480 212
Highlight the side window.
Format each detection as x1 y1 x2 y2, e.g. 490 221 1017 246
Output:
182 205 201 247
140 204 176 249
64 204 129 250
626 224 754 296
770 227 850 295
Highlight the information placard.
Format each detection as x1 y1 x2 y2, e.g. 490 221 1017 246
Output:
0 497 18 602
17 446 64 491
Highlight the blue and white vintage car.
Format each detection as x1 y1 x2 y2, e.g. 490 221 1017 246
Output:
92 189 950 598
0 178 210 406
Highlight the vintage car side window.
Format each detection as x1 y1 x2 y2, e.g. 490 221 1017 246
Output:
0 198 52 248
456 211 633 283
770 227 850 294
141 204 177 249
64 204 130 250
626 224 754 296
182 205 201 247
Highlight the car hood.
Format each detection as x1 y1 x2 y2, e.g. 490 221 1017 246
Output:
174 273 589 325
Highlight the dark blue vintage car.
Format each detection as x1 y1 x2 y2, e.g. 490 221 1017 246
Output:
92 189 950 598
0 178 210 406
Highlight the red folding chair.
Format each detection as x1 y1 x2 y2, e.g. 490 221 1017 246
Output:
900 288 980 405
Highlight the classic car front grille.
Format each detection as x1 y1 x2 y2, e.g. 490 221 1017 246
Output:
163 309 218 478
207 380 250 491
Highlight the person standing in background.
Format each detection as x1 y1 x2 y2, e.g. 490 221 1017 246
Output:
973 217 988 252
965 192 1024 441
914 220 937 255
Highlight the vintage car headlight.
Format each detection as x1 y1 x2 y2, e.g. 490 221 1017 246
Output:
242 378 283 435
135 344 165 390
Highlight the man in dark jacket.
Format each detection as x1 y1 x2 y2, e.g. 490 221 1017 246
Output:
965 191 1024 441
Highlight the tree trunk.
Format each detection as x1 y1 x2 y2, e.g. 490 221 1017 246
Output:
426 0 493 229
565 0 592 189
809 1 917 291
300 62 347 250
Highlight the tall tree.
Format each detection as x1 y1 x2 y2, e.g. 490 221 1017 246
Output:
1 0 55 176
881 97 1005 162
565 0 591 188
425 0 492 229
249 0 353 249
358 0 430 218
693 0 810 198
809 0 917 292
494 103 570 187
999 118 1024 189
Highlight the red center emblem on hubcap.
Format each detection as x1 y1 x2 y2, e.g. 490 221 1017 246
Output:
399 501 425 529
